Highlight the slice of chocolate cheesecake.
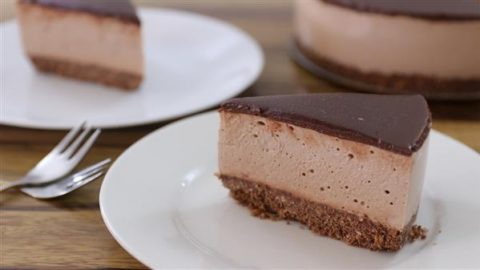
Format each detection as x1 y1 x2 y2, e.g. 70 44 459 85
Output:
217 93 431 251
16 0 144 90
293 0 480 98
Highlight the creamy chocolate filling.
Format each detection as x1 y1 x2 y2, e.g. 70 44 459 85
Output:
16 2 144 75
218 112 429 230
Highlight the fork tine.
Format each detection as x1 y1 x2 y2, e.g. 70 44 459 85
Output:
52 122 86 153
21 159 110 199
66 171 104 191
72 158 111 178
23 170 106 199
69 128 101 162
67 159 109 188
63 125 92 158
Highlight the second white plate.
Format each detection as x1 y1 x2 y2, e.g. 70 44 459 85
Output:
0 8 263 129
100 111 480 269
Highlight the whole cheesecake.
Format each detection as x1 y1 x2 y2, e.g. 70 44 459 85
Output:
16 0 144 90
293 0 480 99
217 93 430 251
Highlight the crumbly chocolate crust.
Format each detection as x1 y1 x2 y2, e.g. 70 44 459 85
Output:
30 55 142 90
409 225 428 242
294 40 480 99
19 0 140 24
321 0 480 21
219 175 426 251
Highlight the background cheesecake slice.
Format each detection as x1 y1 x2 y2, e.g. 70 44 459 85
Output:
293 0 480 98
217 93 431 251
16 0 144 90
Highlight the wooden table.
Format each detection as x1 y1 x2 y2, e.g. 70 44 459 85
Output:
1 1 479 269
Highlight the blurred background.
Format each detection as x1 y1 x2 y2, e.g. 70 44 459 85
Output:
3 0 477 147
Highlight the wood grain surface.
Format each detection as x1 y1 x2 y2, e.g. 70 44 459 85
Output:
1 0 479 269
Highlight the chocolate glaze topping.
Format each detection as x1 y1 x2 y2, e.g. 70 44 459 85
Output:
21 0 140 24
322 0 480 21
221 93 431 156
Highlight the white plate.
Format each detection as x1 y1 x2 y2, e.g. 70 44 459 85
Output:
0 9 263 129
100 111 480 269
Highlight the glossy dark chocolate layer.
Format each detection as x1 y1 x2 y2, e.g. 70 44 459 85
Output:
220 93 431 156
322 0 480 20
21 0 140 24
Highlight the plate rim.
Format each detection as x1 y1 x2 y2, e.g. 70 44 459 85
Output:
99 111 219 269
0 7 264 130
99 110 480 269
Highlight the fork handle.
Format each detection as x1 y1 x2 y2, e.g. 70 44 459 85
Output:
0 179 27 192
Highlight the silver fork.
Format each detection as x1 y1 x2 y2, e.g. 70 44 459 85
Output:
21 159 111 199
0 123 101 192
